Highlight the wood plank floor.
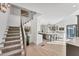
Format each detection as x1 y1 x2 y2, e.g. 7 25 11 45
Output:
26 42 65 56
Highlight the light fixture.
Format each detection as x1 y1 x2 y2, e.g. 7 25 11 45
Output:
73 4 77 8
0 3 10 13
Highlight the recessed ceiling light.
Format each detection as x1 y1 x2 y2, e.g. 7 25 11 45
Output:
73 5 77 8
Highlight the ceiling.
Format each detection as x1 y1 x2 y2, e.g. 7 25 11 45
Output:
13 3 79 24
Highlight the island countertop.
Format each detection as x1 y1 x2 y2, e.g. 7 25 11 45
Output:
67 39 79 47
38 31 64 35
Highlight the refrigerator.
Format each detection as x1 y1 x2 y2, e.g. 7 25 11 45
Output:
66 25 77 39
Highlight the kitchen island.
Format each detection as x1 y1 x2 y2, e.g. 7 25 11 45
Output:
66 39 79 56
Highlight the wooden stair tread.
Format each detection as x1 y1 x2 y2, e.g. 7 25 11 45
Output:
7 30 20 32
0 49 23 56
8 28 20 31
0 44 22 50
8 31 20 33
5 40 22 43
4 33 20 35
7 33 20 35
7 33 20 34
0 40 22 44
5 30 19 32
5 36 20 39
9 27 19 28
2 36 20 40
1 26 24 56
9 28 19 29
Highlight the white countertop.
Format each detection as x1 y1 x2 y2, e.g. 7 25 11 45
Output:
39 32 54 35
67 39 79 47
38 31 64 35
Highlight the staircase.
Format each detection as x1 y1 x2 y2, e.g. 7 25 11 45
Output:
0 26 23 56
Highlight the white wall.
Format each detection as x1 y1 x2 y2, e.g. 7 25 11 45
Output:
37 16 43 45
0 9 10 47
30 15 37 44
8 15 20 27
8 5 21 27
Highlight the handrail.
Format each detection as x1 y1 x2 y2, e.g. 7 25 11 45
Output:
20 19 27 56
20 12 33 56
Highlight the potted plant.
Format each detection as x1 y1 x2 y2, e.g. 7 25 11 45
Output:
26 33 29 46
25 27 30 46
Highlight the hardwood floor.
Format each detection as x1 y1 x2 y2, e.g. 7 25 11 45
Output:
26 42 65 56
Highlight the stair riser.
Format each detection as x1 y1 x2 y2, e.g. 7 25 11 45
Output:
8 29 19 31
2 46 21 53
8 32 20 33
5 38 20 41
4 41 21 46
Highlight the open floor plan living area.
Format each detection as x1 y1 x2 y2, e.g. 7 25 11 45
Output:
0 3 79 56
